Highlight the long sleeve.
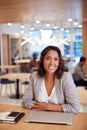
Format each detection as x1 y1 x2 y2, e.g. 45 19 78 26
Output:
61 72 80 113
21 72 80 113
21 74 34 109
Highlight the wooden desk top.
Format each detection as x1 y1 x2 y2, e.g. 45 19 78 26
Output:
0 65 19 69
0 104 87 130
14 59 30 64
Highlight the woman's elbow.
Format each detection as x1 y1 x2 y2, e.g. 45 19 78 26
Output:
21 101 26 108
73 105 80 114
21 100 32 109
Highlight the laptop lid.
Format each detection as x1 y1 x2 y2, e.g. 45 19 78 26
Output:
25 111 73 125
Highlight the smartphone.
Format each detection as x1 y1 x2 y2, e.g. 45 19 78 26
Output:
6 112 20 119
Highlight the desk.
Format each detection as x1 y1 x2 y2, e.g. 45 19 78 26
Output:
14 59 30 64
0 73 30 99
0 65 20 73
0 104 87 130
14 59 31 72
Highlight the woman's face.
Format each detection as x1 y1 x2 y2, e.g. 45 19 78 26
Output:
43 50 59 74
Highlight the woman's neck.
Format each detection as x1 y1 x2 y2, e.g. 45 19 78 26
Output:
44 73 55 81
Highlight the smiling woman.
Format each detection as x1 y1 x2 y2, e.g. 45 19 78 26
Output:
22 45 80 113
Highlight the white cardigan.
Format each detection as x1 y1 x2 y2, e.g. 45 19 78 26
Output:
22 71 80 113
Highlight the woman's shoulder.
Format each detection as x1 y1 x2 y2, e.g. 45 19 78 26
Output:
30 72 43 85
30 71 40 79
59 72 73 85
62 71 72 79
31 71 38 77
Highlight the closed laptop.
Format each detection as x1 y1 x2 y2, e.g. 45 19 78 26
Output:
25 111 73 125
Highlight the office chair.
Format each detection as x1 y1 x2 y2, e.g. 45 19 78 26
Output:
20 81 29 95
0 72 16 96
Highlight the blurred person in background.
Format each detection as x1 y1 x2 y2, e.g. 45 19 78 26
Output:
73 56 87 88
28 52 39 73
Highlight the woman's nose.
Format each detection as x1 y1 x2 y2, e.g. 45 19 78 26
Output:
49 59 54 64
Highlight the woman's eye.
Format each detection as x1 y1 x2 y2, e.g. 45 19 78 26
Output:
45 57 59 61
45 57 50 60
54 58 58 61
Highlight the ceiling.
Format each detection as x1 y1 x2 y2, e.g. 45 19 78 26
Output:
0 0 87 36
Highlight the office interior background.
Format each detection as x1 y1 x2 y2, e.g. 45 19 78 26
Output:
0 0 87 72
0 1 87 116
0 2 87 128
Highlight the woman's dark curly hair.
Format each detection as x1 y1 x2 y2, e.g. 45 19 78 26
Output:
37 46 68 79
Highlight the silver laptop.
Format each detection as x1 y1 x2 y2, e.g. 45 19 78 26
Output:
25 111 73 125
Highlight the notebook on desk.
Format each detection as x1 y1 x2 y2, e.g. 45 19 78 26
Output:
25 111 73 125
0 111 25 124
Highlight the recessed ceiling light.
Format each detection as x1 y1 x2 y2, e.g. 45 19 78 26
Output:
20 25 24 29
68 18 72 22
53 26 58 29
30 27 34 30
7 23 12 26
36 20 40 24
65 29 69 33
60 28 64 31
46 23 50 27
20 30 24 34
73 21 78 26
78 24 82 28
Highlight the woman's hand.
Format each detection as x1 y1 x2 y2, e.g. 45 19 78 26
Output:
31 102 49 111
31 102 63 112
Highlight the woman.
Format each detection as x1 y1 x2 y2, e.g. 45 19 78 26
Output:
22 46 80 113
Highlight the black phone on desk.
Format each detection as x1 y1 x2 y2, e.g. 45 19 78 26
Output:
6 112 21 119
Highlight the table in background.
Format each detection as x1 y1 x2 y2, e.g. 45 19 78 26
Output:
0 104 87 130
0 65 20 73
0 73 30 99
14 59 31 72
14 59 30 64
77 87 87 104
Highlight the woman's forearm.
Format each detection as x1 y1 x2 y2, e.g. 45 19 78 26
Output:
31 102 63 112
47 103 63 112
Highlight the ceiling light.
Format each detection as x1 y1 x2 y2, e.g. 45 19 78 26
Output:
53 26 58 29
20 25 24 29
20 40 27 46
30 27 34 30
20 30 24 34
65 29 69 33
36 20 40 24
78 24 82 28
60 28 64 31
68 18 72 22
7 23 12 26
73 21 78 26
46 23 50 27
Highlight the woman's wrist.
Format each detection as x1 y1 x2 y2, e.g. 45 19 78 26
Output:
47 103 63 112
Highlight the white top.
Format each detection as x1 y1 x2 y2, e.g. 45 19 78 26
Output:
36 79 58 104
22 71 80 113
